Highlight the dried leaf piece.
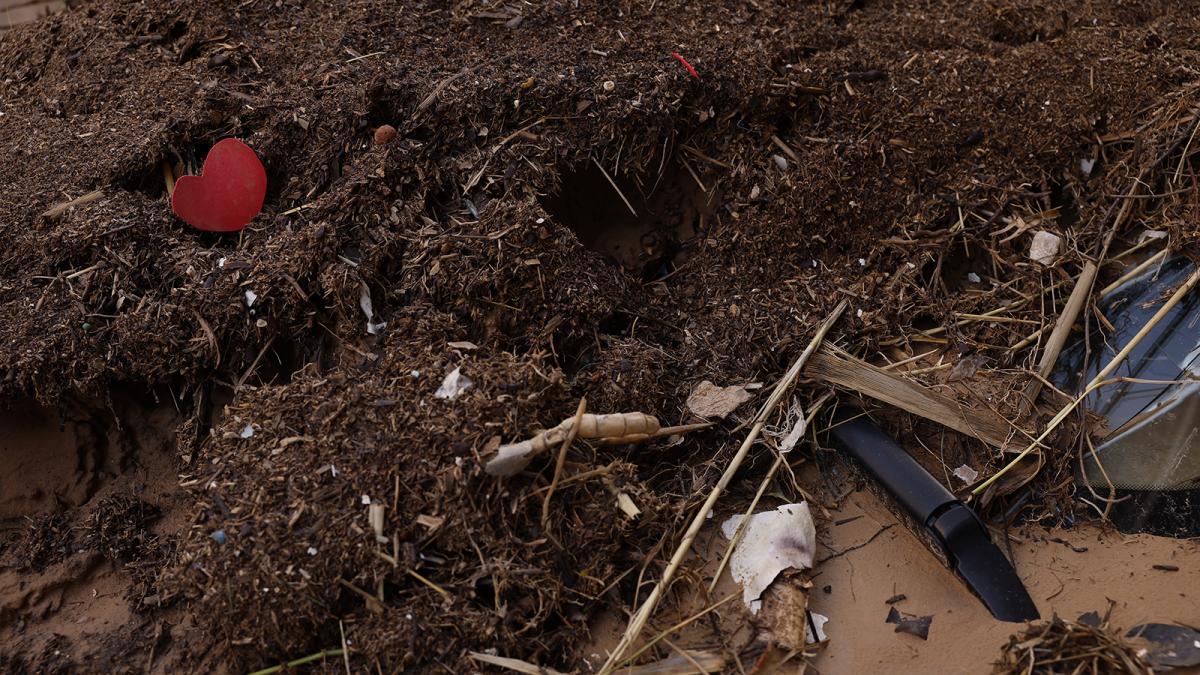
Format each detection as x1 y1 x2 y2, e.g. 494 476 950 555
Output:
686 380 753 419
720 502 816 613
434 366 473 400
885 606 932 640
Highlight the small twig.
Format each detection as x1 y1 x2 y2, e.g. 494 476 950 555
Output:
542 398 586 530
338 621 351 675
407 568 453 602
600 299 847 674
592 156 638 218
816 524 895 563
615 594 739 670
41 189 104 219
246 648 346 675
417 67 471 112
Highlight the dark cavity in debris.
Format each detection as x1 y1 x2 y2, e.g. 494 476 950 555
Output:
540 156 720 282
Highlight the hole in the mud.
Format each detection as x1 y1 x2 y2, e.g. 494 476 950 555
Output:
540 157 720 281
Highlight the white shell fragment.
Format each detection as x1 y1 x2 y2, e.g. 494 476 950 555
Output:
1029 231 1062 266
953 464 979 484
434 366 473 400
721 502 816 613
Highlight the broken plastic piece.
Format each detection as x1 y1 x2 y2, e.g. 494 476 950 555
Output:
828 408 1039 623
1054 255 1200 536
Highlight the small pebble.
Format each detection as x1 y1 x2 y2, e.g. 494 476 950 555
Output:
374 124 397 145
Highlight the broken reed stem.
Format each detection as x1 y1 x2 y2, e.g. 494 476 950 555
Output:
1017 158 1152 417
162 160 176 198
592 156 639 218
975 266 1200 495
1099 247 1168 297
40 188 104 219
599 299 847 674
542 398 587 530
706 394 830 595
1018 261 1099 417
407 568 452 602
246 649 347 675
616 594 739 670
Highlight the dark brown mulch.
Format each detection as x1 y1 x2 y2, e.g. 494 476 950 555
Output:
2 0 1199 671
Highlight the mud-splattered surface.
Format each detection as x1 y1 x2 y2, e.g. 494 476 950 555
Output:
2 0 1200 671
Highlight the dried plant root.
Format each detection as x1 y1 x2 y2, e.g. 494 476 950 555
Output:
485 412 707 477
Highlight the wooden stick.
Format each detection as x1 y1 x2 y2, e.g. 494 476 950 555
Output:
541 398 586 529
707 394 830 594
975 265 1200 495
41 188 103 219
1017 155 1154 416
598 299 847 674
1017 260 1098 417
592 156 638 218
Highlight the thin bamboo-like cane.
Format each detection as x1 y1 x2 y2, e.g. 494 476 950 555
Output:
598 299 847 674
975 266 1200 495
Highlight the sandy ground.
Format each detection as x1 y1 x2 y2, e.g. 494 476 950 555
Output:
811 489 1200 674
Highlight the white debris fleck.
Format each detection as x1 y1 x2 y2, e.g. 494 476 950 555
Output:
361 495 371 505
307 547 318 556
1080 158 1095 176
1029 231 1062 266
772 154 788 171
359 284 386 335
244 290 258 307
434 366 474 400
217 257 227 268
1138 229 1167 244
410 370 421 378
967 272 982 284
953 464 979 484
858 258 867 266
721 502 816 613
808 613 830 643
778 404 808 454
239 424 254 439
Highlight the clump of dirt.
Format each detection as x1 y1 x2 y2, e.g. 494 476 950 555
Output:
2 0 1200 671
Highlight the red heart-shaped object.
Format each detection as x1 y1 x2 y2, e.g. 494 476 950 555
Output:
171 138 267 232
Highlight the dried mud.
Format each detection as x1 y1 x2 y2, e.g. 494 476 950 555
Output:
2 0 1200 672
